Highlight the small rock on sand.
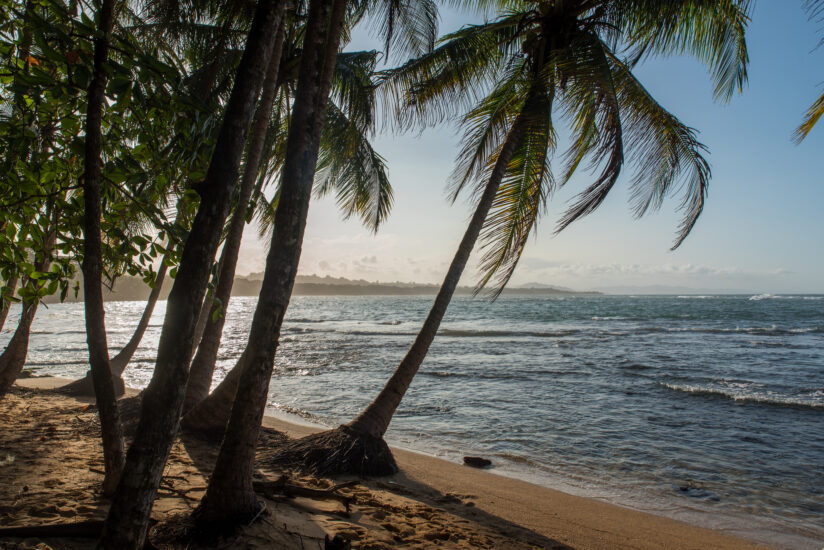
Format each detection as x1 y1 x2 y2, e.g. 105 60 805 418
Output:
463 456 492 468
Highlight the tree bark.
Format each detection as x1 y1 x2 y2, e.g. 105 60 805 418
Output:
80 0 125 497
183 26 286 414
96 1 285 547
0 276 19 333
346 110 530 439
195 0 346 525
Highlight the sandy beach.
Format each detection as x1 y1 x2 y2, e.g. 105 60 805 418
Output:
0 377 776 549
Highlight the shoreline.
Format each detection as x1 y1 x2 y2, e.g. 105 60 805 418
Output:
12 376 797 550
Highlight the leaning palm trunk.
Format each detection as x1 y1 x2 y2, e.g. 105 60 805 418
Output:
0 276 19 333
269 110 529 476
97 2 286 547
183 28 286 414
109 259 167 374
194 0 346 527
58 260 167 396
79 0 125 496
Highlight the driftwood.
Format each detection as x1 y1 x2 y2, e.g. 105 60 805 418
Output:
253 475 357 512
0 519 156 548
0 519 105 538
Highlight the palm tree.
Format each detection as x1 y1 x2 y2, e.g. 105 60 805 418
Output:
182 48 394 422
194 0 350 526
97 0 287 546
181 22 287 413
271 0 752 476
795 0 824 141
194 0 436 526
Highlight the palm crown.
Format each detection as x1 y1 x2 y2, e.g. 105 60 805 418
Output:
382 0 751 294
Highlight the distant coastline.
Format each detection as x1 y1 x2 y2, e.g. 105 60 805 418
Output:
45 273 601 303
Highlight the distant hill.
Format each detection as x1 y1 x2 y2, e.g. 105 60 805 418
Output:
46 273 600 302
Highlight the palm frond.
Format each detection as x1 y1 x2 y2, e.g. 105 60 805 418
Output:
475 83 555 297
607 50 711 249
617 0 751 102
315 102 393 231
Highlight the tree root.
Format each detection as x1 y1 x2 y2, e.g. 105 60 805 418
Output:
55 374 125 398
265 425 398 477
253 474 357 511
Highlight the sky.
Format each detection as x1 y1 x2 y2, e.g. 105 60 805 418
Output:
237 2 824 294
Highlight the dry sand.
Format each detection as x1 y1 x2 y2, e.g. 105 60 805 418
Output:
0 377 776 549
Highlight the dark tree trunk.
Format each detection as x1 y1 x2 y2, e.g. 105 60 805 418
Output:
80 0 125 497
181 350 244 434
0 206 59 399
0 276 19 333
194 0 346 526
0 302 37 396
183 26 286 414
269 106 531 477
96 2 285 548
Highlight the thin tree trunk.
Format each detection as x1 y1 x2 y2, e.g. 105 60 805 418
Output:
195 0 346 525
59 260 167 396
0 276 19 333
96 2 285 547
109 259 167 374
183 26 286 414
181 350 244 433
0 302 38 396
80 0 125 497
0 206 59 398
347 112 530 439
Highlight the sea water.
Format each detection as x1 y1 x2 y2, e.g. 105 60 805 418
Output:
4 294 823 548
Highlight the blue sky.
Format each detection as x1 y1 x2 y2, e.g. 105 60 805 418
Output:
239 2 824 293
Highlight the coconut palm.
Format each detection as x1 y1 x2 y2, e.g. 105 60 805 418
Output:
182 47 394 420
194 0 438 527
795 0 824 141
97 0 287 546
270 0 752 476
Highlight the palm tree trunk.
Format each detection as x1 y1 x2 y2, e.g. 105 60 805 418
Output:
347 118 527 439
181 349 245 433
80 0 125 497
195 0 346 526
109 260 167 374
0 276 19 333
97 2 286 547
183 26 286 414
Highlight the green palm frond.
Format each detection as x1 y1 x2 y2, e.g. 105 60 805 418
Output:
449 57 528 199
795 88 824 143
367 0 438 59
315 103 393 231
607 52 711 249
795 0 824 141
377 13 525 130
617 0 751 102
476 82 556 296
555 35 625 235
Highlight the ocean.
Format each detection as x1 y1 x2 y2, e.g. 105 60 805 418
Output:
3 294 823 548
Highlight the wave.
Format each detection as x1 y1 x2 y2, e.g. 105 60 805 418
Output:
677 295 717 299
749 294 823 301
660 383 823 410
439 329 579 338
